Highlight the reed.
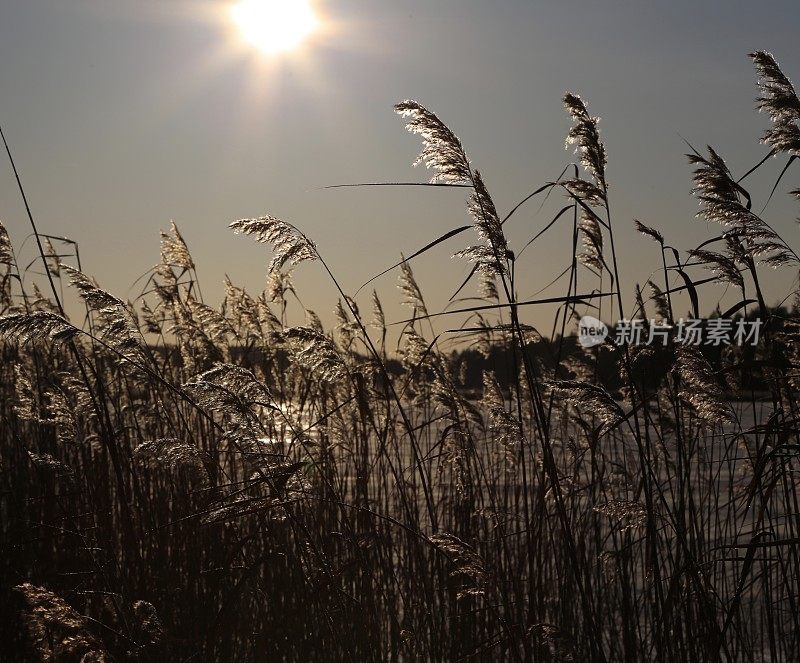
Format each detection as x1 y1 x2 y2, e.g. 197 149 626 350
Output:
0 50 799 662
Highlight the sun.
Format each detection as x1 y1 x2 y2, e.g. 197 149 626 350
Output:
231 0 318 55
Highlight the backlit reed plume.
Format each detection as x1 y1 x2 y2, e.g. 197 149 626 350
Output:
647 281 670 320
429 533 488 600
750 51 800 155
689 249 746 290
284 326 347 382
548 379 625 436
673 345 734 423
398 258 429 317
161 221 195 271
395 101 509 277
689 147 796 265
0 220 13 265
394 100 471 184
27 451 74 478
482 372 523 466
14 583 108 662
458 171 510 274
61 264 142 354
593 499 647 531
634 219 664 245
564 93 607 188
230 216 318 275
0 310 78 344
185 363 272 423
578 210 604 272
133 437 208 487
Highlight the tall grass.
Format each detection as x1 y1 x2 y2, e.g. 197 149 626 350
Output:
1 50 799 661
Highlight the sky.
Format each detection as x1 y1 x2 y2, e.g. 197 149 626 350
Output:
1 0 799 343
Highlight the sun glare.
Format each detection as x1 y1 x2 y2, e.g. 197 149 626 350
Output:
231 0 318 55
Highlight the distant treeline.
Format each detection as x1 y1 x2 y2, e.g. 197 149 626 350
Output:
441 307 798 397
211 307 799 398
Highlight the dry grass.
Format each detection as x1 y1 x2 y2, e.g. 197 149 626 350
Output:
0 50 799 662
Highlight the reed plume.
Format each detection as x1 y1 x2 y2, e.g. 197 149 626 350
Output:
394 100 471 184
564 93 607 188
14 583 108 662
230 216 317 275
750 51 800 155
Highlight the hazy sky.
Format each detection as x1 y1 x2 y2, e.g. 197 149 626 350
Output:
1 0 799 340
